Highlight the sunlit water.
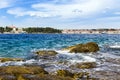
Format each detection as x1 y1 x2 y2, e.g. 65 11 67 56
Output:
0 34 120 58
0 34 120 72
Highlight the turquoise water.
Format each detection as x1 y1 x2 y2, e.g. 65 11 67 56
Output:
0 34 120 58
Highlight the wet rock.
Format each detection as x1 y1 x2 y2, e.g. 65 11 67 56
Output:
56 70 74 77
23 74 74 80
70 62 96 69
73 72 87 79
0 65 98 80
0 66 74 80
0 75 16 80
56 69 97 80
0 66 48 75
105 58 120 64
91 71 120 80
35 50 58 56
64 42 99 53
0 58 24 63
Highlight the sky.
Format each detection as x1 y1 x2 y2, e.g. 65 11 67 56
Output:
0 0 120 29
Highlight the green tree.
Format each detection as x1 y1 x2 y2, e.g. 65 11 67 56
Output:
23 27 61 33
5 26 13 32
0 27 4 33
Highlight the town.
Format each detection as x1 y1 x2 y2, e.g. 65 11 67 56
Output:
0 25 120 34
62 29 120 34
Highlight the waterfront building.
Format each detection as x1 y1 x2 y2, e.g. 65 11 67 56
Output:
62 29 120 34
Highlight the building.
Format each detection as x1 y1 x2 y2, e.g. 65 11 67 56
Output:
62 29 120 34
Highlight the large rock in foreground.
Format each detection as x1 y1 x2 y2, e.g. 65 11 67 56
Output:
65 42 99 53
0 66 48 74
0 66 73 80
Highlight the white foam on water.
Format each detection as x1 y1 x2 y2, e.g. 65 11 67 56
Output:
0 59 38 66
56 50 96 64
109 45 120 49
100 52 120 59
0 50 97 67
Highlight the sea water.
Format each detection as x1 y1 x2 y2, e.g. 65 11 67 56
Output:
0 34 120 58
0 34 120 73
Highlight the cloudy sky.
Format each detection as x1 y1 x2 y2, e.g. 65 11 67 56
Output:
0 0 120 29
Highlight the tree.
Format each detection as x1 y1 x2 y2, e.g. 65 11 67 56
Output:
5 26 13 32
23 27 61 33
0 27 4 33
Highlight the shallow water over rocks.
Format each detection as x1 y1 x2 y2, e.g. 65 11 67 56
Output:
0 34 120 79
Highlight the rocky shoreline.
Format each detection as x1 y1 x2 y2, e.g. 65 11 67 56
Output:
0 42 120 80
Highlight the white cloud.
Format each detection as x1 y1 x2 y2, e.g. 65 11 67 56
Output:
7 8 26 16
0 0 13 9
7 0 115 18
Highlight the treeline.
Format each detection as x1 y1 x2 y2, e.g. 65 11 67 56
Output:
23 27 62 33
0 27 13 33
0 26 61 33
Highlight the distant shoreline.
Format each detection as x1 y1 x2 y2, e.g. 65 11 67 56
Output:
0 33 120 34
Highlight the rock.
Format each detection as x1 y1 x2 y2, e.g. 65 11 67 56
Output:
56 70 74 77
0 58 24 63
73 72 93 79
0 66 97 80
0 75 16 80
0 66 48 75
105 58 120 64
91 71 120 80
73 72 85 78
64 42 99 53
23 74 74 80
70 62 96 69
17 75 26 80
56 70 96 80
35 50 58 56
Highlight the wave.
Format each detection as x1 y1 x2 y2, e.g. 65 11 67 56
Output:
0 50 97 67
56 50 96 64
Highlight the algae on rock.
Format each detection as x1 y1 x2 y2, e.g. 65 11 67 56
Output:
70 62 96 69
64 42 99 53
0 58 24 62
0 66 48 75
35 50 58 56
56 69 97 80
56 70 74 77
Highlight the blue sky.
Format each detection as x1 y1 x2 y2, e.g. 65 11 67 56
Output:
0 0 120 29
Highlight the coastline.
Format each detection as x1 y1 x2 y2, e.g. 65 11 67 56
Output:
0 34 119 80
1 32 120 34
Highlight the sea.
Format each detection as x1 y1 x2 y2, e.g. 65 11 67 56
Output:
0 34 120 73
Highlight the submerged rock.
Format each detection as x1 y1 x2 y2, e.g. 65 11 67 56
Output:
0 58 24 63
70 62 96 69
64 42 99 53
35 50 58 56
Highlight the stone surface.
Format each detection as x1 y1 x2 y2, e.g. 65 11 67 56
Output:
64 42 99 53
70 62 96 69
0 58 24 62
35 50 58 56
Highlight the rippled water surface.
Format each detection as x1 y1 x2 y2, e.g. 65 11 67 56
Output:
0 34 120 58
